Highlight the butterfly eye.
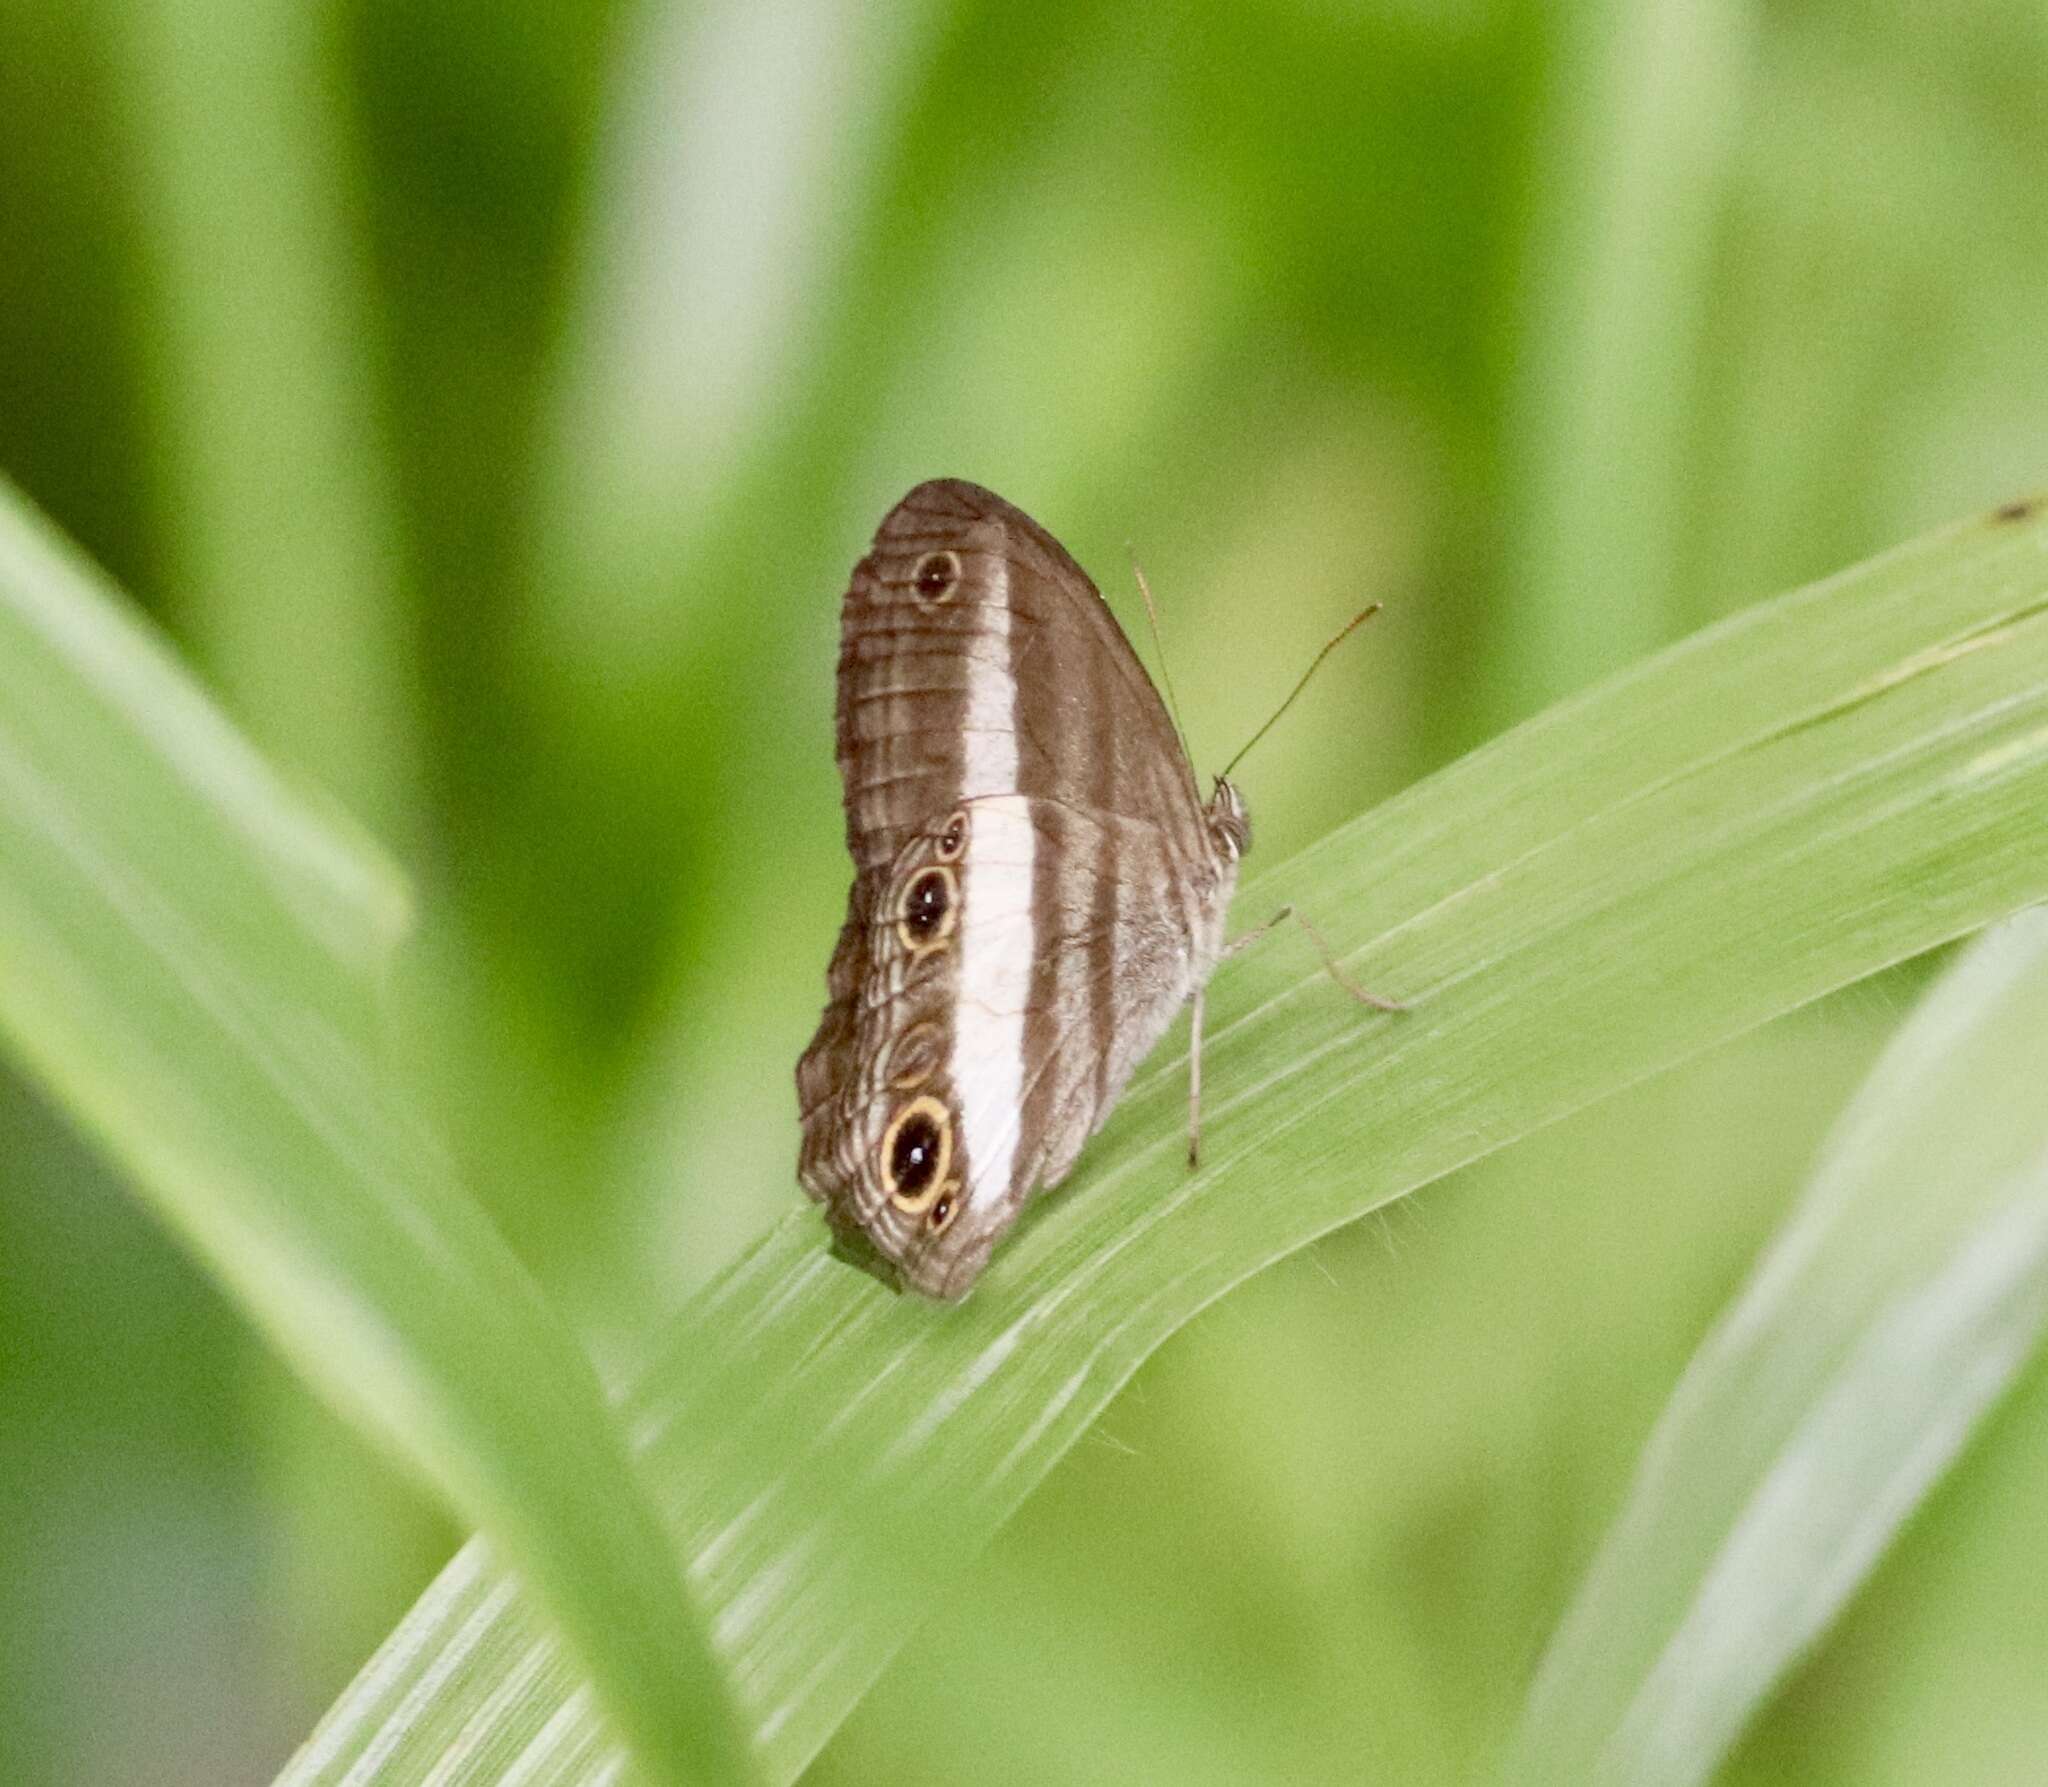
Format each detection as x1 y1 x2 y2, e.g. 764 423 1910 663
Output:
911 551 960 601
936 810 968 861
882 1096 952 1213
896 865 957 954
928 1189 959 1233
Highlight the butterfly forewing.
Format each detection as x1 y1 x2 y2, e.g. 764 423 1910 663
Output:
798 480 1240 1297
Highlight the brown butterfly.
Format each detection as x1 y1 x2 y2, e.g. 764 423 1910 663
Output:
796 479 1392 1298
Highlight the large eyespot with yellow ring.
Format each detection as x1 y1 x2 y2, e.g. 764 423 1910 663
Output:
882 1095 953 1214
935 809 968 863
896 864 957 955
928 1185 962 1234
911 550 961 602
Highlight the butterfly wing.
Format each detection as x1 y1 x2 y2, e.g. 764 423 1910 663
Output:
797 480 1238 1297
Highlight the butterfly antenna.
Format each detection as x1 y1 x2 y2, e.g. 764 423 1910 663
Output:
1219 603 1382 782
1129 549 1194 763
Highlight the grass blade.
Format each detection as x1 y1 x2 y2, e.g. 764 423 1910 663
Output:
107 0 442 1669
113 0 423 840
0 480 749 1785
1490 0 1758 726
283 494 2048 1785
1509 906 2048 1786
532 0 940 664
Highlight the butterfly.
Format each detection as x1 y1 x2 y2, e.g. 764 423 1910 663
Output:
796 479 1391 1298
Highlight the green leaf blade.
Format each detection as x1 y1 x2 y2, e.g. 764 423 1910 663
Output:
115 0 425 840
0 480 749 1786
1509 906 2048 1787
282 498 2048 1784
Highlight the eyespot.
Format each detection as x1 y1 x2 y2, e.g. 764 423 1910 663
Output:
886 1020 944 1090
911 550 960 601
929 1188 960 1233
882 1095 952 1214
895 864 957 955
935 809 968 862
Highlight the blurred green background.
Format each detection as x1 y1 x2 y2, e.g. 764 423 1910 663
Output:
3 0 2046 1781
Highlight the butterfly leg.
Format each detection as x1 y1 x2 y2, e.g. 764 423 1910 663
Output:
1227 906 1407 1011
1187 984 1206 1169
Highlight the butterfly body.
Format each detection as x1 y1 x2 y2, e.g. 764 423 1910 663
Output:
798 479 1247 1298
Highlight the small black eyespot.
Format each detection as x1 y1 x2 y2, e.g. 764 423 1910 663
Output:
903 868 951 939
937 811 967 860
891 1110 943 1196
929 1191 956 1231
912 551 960 600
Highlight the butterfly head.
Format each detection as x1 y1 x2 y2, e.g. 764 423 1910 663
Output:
1206 777 1251 862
